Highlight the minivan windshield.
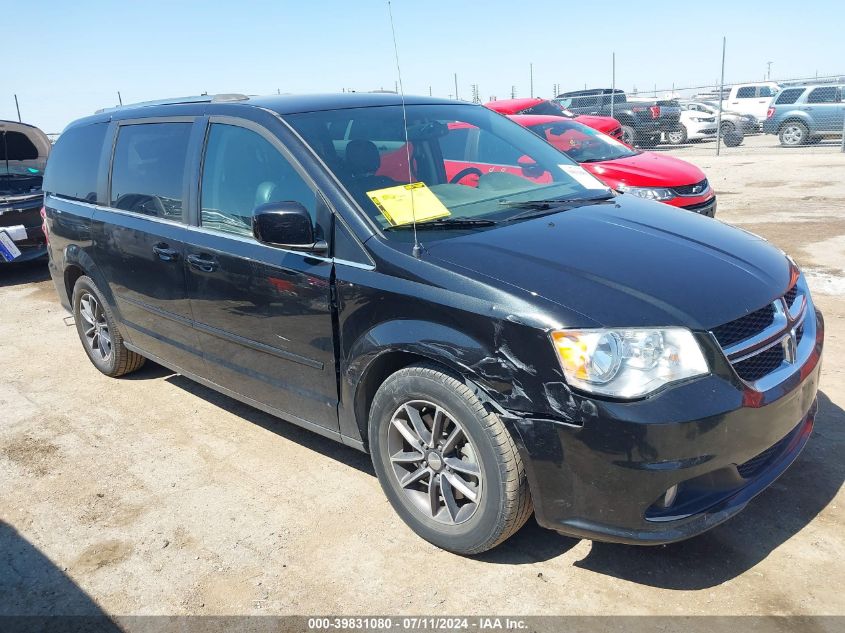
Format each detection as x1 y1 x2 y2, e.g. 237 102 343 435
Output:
284 104 612 239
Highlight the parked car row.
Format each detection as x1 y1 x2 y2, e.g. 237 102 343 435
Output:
37 92 822 554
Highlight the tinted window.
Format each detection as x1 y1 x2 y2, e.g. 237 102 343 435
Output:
570 95 599 109
758 86 775 97
110 123 191 219
43 123 107 202
439 126 471 160
775 88 805 105
736 86 756 98
807 87 839 103
201 123 315 237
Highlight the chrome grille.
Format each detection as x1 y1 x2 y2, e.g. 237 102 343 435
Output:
712 304 775 348
711 282 811 389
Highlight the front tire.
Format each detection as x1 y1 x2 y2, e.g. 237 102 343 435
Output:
620 125 636 146
72 276 145 377
369 364 532 554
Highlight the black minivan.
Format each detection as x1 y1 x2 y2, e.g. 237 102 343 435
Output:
43 93 823 554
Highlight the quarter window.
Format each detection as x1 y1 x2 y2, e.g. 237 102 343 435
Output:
43 123 107 203
200 123 315 237
110 123 191 219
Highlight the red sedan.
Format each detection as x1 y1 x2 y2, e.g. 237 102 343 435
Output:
509 114 716 217
485 97 624 142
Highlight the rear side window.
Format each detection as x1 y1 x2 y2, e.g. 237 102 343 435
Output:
775 88 805 105
807 87 840 103
200 123 316 237
43 123 107 202
736 86 756 98
758 86 775 97
110 122 191 219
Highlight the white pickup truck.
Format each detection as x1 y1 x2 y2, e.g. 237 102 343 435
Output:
721 82 780 120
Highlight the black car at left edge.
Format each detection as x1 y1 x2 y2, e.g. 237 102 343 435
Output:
1 120 51 263
42 93 823 554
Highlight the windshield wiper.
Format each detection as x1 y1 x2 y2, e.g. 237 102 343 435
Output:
384 217 498 231
499 193 615 222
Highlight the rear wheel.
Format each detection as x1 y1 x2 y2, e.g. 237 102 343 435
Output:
620 125 636 146
666 126 688 145
72 276 145 377
779 121 809 146
369 364 532 554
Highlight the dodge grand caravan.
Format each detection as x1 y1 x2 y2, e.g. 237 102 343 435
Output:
43 93 823 554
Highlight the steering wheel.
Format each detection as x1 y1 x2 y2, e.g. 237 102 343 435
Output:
449 167 483 185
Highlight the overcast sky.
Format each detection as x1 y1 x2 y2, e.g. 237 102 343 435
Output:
5 0 844 132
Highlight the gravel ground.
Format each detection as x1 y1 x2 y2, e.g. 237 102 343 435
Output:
1 134 844 618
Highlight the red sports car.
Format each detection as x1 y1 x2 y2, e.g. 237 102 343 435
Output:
509 114 716 217
485 98 624 142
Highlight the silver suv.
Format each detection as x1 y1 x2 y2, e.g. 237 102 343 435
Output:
763 84 845 146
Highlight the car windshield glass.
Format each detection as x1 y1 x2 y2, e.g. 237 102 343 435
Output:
284 103 611 240
525 119 637 163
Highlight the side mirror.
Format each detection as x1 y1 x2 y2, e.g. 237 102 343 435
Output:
252 201 327 255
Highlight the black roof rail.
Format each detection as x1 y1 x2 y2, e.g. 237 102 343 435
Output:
95 93 249 114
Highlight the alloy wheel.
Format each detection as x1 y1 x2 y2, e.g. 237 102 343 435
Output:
79 293 113 361
782 124 804 145
387 400 482 525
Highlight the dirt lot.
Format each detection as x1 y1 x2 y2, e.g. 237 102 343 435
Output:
2 134 844 618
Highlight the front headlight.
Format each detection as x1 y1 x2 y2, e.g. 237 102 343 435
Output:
550 328 709 398
618 185 675 202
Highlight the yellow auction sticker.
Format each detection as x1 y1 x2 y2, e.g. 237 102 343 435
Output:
367 182 451 226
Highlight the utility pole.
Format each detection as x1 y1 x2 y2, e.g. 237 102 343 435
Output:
429 85 432 96
454 73 459 100
14 94 21 122
511 85 516 99
529 63 534 98
767 61 773 81
716 36 727 156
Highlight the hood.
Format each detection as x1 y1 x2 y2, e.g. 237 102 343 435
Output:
581 151 706 189
0 120 50 180
574 114 619 134
424 196 790 331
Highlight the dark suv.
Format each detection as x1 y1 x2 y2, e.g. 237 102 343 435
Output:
44 93 823 554
554 88 682 146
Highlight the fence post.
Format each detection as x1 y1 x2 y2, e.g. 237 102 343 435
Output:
716 36 726 156
611 52 616 119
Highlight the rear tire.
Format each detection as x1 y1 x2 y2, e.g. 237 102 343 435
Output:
620 125 636 146
72 276 145 377
666 126 688 145
369 363 532 554
779 121 809 146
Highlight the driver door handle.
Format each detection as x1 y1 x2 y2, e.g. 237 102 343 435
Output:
152 243 179 262
187 253 219 273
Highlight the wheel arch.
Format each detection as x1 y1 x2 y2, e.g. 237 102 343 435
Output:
343 320 503 450
777 115 812 133
62 247 123 326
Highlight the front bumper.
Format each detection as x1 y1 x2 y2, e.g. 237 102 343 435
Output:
504 309 823 545
0 195 46 263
